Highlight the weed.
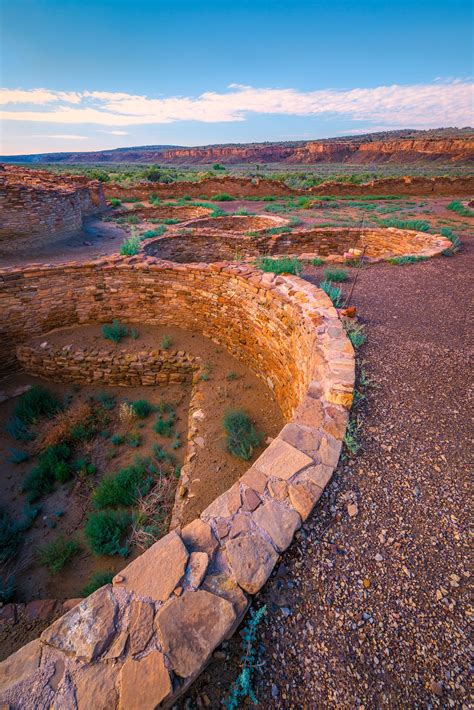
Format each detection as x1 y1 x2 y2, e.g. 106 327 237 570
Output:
39 536 80 572
447 200 474 217
161 335 173 350
227 371 238 381
440 227 461 255
152 443 174 464
324 267 349 282
126 432 141 448
22 442 72 502
223 605 266 709
388 255 428 265
343 419 361 455
85 509 133 556
256 257 302 275
92 459 153 509
93 392 116 411
210 193 235 201
102 320 129 343
153 412 175 437
380 218 430 232
81 570 114 596
8 448 29 464
109 198 121 207
344 321 366 349
111 434 125 446
130 399 154 419
307 257 324 266
223 410 262 461
9 385 61 438
130 327 139 339
319 280 343 308
119 235 141 255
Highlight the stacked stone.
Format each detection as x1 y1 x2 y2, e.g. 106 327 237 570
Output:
0 258 354 708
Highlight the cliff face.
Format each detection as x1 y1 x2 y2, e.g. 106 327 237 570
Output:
158 138 474 164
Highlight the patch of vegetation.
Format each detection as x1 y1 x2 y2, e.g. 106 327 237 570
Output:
343 419 361 455
210 193 235 202
379 218 430 232
307 257 324 266
153 411 175 437
22 442 72 502
447 200 474 217
388 255 428 265
111 434 125 445
0 509 21 563
161 334 173 350
102 319 129 343
81 570 115 596
141 226 166 239
38 535 80 573
92 459 153 509
440 227 462 255
344 320 366 349
227 371 238 381
319 280 343 308
223 410 262 461
11 385 62 430
119 235 141 255
324 267 349 282
93 392 116 411
256 256 302 275
109 197 121 207
85 509 133 556
130 399 154 419
152 443 175 465
223 605 267 709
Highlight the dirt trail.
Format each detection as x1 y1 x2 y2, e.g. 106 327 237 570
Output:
180 236 473 708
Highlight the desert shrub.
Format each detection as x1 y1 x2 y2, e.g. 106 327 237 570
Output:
111 434 125 445
210 193 235 201
130 400 154 419
319 280 343 308
307 257 324 266
152 443 174 465
324 267 348 282
109 198 121 207
126 432 141 448
380 218 430 232
8 448 29 464
153 412 175 437
102 320 129 343
23 442 72 502
92 459 153 509
265 226 292 235
39 401 93 449
343 419 361 455
264 203 287 214
388 255 428 265
0 509 21 563
223 605 267 709
223 410 261 461
256 256 301 276
85 509 133 556
440 227 461 255
161 335 172 350
39 536 80 572
447 200 474 217
12 385 61 429
93 392 116 411
81 570 114 596
344 321 366 349
6 416 33 442
213 163 226 171
119 235 141 256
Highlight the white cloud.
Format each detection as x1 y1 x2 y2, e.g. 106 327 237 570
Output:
31 133 88 140
102 130 129 135
1 80 472 128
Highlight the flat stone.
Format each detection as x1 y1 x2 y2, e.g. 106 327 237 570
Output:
129 600 154 655
253 500 301 552
119 650 172 710
105 630 129 659
253 438 313 481
41 586 117 661
181 518 219 557
185 551 209 589
242 488 261 512
215 520 230 539
201 574 248 620
201 483 241 520
239 467 268 494
318 434 342 467
155 590 236 678
121 530 188 601
268 478 289 501
225 533 278 594
229 513 252 538
62 598 83 612
0 639 41 694
74 663 118 710
279 423 322 460
289 481 322 520
25 598 59 622
299 463 333 490
294 395 325 428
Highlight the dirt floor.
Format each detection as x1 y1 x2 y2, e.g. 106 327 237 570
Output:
179 233 473 708
0 324 282 613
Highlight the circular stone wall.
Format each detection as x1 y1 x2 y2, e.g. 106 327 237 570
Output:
0 256 354 708
144 225 452 264
117 204 212 221
182 214 288 232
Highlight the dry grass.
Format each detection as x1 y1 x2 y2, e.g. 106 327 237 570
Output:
129 472 175 550
36 401 93 451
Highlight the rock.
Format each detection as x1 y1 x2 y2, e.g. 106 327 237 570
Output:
201 483 241 520
25 598 59 622
225 533 278 594
242 487 261 512
240 467 268 494
185 552 209 589
279 422 323 459
112 575 124 585
129 600 154 655
119 650 172 709
215 520 230 539
105 630 129 660
41 586 117 661
155 590 236 678
0 639 41 694
288 481 322 520
62 598 83 612
299 463 333 490
201 574 248 621
229 513 252 538
0 604 16 626
294 396 325 428
253 500 301 551
253 438 313 481
181 519 219 557
429 680 443 696
318 434 343 467
347 502 359 517
268 479 288 501
121 530 188 601
192 409 205 421
74 663 118 710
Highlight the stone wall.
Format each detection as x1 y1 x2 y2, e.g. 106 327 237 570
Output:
143 225 452 264
0 256 354 708
16 344 199 386
0 165 106 251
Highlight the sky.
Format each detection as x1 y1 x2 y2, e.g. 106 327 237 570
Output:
0 0 473 155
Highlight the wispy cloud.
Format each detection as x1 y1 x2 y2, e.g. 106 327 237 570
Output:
102 130 129 135
1 80 472 128
31 133 88 140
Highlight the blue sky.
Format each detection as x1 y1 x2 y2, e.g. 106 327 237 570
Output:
1 0 472 154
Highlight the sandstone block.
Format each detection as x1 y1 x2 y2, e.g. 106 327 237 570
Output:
201 483 241 520
74 663 118 710
129 600 154 655
185 551 209 589
181 518 218 557
288 481 322 520
253 500 301 552
225 533 278 594
279 422 322 459
119 650 172 710
253 438 313 481
0 639 41 695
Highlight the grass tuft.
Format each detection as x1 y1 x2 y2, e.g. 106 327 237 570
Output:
81 570 114 596
39 535 80 572
323 267 348 282
256 256 301 275
223 410 262 461
85 509 133 556
319 280 343 308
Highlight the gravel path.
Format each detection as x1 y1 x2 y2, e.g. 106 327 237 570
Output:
180 234 473 709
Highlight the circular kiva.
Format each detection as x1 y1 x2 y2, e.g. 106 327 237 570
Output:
181 213 289 232
118 204 213 221
143 225 452 264
0 255 354 708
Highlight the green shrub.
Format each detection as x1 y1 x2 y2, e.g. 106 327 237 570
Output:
109 198 121 207
153 413 175 437
102 320 129 343
141 225 166 239
152 443 174 464
344 321 366 349
380 218 430 232
308 257 324 266
39 536 80 572
0 509 21 563
440 227 461 255
223 410 262 461
319 280 343 308
85 509 133 556
388 255 428 265
130 400 154 419
119 235 141 256
11 385 61 429
223 605 267 709
92 459 153 509
256 257 302 275
210 193 235 201
93 392 116 411
22 442 72 502
111 434 125 445
447 200 474 217
81 570 114 596
324 267 348 282
161 335 172 350
126 432 141 448
6 416 33 442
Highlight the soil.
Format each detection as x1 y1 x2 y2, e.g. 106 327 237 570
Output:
179 230 473 708
0 324 283 608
